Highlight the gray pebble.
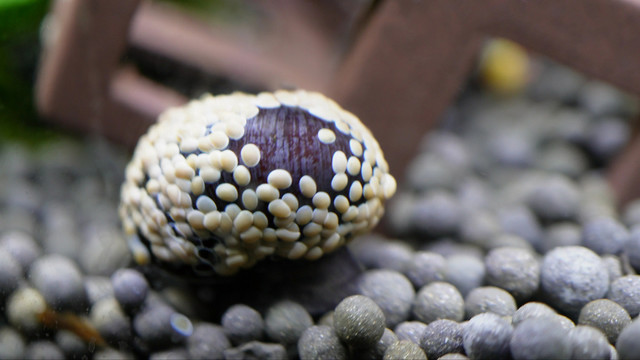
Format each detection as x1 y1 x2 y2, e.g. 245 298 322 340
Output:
602 255 624 282
509 317 571 360
498 206 543 250
93 348 136 360
354 328 398 360
55 330 88 359
187 323 230 360
411 191 462 238
297 325 348 360
29 254 87 312
425 239 484 259
0 248 22 299
616 318 640 360
133 301 178 349
264 300 313 346
224 341 287 360
333 295 385 348
485 247 540 302
585 116 630 161
608 275 640 317
149 348 189 360
511 302 557 327
112 268 149 313
459 210 501 249
317 311 334 328
357 269 415 328
527 175 580 222
383 340 427 360
394 321 427 345
0 327 25 359
535 141 587 178
0 230 41 272
404 251 446 288
582 217 629 255
24 341 65 360
41 203 82 261
349 236 413 272
464 286 517 319
413 282 464 324
568 325 611 360
84 276 114 305
420 319 464 360
542 222 582 253
486 233 534 251
578 299 631 344
625 225 640 272
444 254 486 297
463 312 513 360
540 246 609 314
90 297 132 345
407 153 460 191
222 304 264 345
438 354 470 360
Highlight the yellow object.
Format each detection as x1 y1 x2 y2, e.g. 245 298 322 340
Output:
480 39 531 95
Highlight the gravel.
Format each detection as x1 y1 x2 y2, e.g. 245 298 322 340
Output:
383 340 427 360
298 325 348 360
333 295 385 349
540 246 609 314
187 323 230 360
357 269 415 328
578 299 632 344
464 286 517 319
412 282 465 324
28 254 87 312
568 325 611 360
607 275 640 317
616 318 640 360
420 319 464 359
509 317 572 360
444 254 486 297
511 302 557 327
111 268 149 314
484 247 540 302
222 304 264 345
463 312 513 360
403 251 446 288
264 300 313 346
394 321 427 345
582 217 630 255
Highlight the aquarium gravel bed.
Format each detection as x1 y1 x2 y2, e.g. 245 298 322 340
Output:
2 62 640 360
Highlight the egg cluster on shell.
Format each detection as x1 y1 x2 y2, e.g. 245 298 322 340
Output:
119 90 396 276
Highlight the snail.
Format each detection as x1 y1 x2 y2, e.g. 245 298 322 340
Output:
119 90 396 277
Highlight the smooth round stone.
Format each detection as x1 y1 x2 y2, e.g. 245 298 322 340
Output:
111 268 149 313
0 248 22 299
383 340 427 360
509 317 572 360
463 313 513 360
187 323 230 360
29 254 87 312
420 319 464 360
93 349 136 360
348 236 413 272
357 269 415 328
438 354 470 360
149 348 190 360
464 286 517 319
602 255 624 282
0 230 41 272
608 275 640 317
354 328 398 360
540 246 609 314
616 318 640 360
24 341 65 360
80 224 132 276
411 191 462 238
412 282 464 324
625 226 640 272
297 325 348 360
133 302 178 349
333 295 386 348
484 247 540 302
511 302 557 327
582 217 629 255
542 222 582 253
90 297 132 345
578 299 631 344
459 210 501 249
403 251 446 288
568 325 611 360
526 175 580 222
221 304 264 345
0 327 25 359
394 321 427 345
264 300 313 346
84 276 114 305
224 341 287 360
55 330 88 359
444 254 485 297
497 206 543 251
